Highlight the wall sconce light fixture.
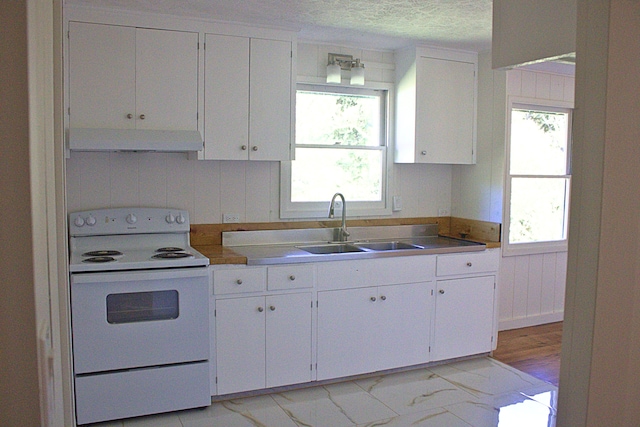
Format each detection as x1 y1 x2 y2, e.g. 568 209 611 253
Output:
326 53 365 85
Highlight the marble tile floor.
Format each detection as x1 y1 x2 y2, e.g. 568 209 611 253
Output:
89 357 557 427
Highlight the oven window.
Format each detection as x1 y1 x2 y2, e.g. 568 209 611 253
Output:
106 290 179 324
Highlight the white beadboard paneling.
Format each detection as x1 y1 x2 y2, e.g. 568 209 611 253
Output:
138 152 168 208
219 161 247 222
166 153 195 212
393 164 452 218
554 251 568 312
563 76 575 102
520 71 537 98
65 153 82 213
550 74 565 100
269 162 280 222
245 161 272 222
512 256 530 319
534 72 551 99
541 253 559 313
109 152 139 207
506 70 522 96
499 255 516 321
79 152 111 210
193 160 221 224
526 254 544 316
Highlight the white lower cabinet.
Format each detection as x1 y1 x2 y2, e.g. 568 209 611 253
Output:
432 276 495 361
212 250 498 395
317 282 433 381
215 291 312 395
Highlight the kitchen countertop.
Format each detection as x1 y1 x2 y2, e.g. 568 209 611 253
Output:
194 235 500 266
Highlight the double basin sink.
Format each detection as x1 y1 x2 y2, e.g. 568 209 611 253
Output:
297 241 421 254
222 225 487 265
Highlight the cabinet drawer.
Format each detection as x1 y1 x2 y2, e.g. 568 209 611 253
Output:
436 251 499 277
267 264 314 290
213 267 266 295
317 255 435 291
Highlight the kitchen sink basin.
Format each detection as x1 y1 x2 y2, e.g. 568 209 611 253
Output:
355 241 423 251
297 243 365 255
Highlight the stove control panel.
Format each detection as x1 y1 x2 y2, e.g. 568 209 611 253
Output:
69 208 191 236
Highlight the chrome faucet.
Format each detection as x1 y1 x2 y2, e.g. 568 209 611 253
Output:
329 192 350 242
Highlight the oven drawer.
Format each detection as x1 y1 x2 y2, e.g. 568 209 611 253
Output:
71 268 210 374
75 361 210 425
213 266 266 295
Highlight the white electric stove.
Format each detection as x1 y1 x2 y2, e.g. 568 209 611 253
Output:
68 208 211 425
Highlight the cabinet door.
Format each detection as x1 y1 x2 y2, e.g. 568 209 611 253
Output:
316 287 378 380
433 276 495 361
204 34 250 160
416 56 475 164
265 293 312 388
215 296 265 394
249 38 292 161
136 28 199 131
376 283 432 371
68 22 136 129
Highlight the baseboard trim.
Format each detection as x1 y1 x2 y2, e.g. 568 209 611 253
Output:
498 312 564 331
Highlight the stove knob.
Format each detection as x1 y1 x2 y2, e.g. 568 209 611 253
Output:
85 215 97 226
176 214 186 224
166 214 176 224
126 213 137 224
74 216 85 227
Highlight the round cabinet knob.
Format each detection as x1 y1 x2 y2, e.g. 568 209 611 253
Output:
289 275 296 281
439 289 445 294
236 279 243 285
466 262 473 267
241 145 248 151
380 295 387 301
421 150 427 155
257 306 264 312
126 213 137 224
85 215 97 226
126 113 133 119
165 214 176 224
74 216 85 227
176 214 186 224
370 296 377 302
252 146 258 151
269 305 276 311
139 114 145 120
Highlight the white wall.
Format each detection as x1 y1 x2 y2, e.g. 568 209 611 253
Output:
66 42 453 223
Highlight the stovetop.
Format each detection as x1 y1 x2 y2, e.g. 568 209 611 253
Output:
68 208 209 273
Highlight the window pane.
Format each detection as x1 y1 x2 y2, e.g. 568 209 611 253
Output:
296 90 381 147
510 109 569 175
292 147 383 202
509 177 569 244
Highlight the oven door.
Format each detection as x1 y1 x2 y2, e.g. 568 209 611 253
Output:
71 267 209 375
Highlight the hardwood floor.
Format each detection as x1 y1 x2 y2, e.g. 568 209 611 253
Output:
491 322 563 386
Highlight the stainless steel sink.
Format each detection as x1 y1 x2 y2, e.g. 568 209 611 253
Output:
297 243 365 255
355 241 423 251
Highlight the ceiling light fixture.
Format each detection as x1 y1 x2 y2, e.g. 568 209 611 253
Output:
326 53 365 85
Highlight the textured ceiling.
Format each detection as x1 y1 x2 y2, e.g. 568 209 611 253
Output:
64 0 494 51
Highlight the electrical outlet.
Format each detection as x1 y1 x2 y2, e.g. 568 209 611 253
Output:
392 196 402 212
223 213 240 223
438 208 450 217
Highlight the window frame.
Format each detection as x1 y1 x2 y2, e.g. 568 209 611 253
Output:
280 81 394 219
503 97 573 256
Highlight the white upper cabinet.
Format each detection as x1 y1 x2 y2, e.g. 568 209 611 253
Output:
204 34 293 161
68 22 199 131
395 46 478 164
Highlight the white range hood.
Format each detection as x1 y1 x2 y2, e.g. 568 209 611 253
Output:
68 128 203 152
